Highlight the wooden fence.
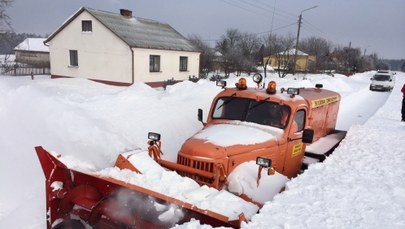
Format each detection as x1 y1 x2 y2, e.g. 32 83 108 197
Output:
0 64 50 76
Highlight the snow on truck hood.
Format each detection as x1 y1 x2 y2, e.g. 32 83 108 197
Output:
192 122 284 147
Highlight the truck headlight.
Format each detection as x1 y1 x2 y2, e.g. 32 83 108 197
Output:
256 157 272 168
148 132 161 141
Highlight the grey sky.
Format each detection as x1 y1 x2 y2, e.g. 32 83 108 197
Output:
7 0 405 59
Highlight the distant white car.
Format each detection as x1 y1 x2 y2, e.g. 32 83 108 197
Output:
369 70 395 91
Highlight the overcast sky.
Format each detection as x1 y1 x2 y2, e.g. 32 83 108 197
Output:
7 0 405 59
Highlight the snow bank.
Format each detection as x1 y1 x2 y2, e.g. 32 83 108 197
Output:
244 73 405 229
0 71 402 229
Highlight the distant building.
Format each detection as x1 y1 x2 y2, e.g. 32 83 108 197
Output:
263 48 316 72
14 38 50 67
44 7 200 87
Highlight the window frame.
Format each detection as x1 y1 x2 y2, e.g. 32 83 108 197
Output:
212 96 291 129
179 56 188 72
294 109 306 132
81 20 92 32
69 50 78 67
149 55 161 72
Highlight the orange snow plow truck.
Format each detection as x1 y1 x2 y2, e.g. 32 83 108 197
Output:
36 75 346 229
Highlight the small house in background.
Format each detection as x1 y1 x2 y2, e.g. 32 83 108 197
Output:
44 7 200 87
263 48 316 73
14 38 50 67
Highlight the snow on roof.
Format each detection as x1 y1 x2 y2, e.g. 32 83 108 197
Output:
14 38 49 52
45 7 199 53
86 7 199 52
278 48 308 56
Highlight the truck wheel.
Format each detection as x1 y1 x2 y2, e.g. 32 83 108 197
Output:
52 219 85 229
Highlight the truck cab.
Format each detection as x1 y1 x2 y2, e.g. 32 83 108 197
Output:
163 77 341 190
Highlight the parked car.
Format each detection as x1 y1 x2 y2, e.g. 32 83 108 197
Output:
369 70 395 91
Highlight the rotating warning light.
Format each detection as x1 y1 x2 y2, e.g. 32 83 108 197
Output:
235 78 247 90
266 81 277 94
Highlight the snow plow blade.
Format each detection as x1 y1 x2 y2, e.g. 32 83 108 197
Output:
35 146 244 229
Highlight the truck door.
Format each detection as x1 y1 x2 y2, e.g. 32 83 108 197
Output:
283 109 307 178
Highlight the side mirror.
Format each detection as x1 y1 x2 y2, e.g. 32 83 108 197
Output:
302 129 314 143
198 108 206 126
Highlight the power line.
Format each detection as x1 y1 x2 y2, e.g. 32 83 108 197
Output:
254 0 297 20
201 22 297 44
219 0 296 25
254 22 297 35
219 0 266 18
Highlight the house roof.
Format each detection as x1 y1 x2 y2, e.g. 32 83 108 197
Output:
14 38 49 52
280 48 308 56
45 7 199 53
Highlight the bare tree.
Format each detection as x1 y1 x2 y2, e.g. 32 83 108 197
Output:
187 34 215 78
299 37 332 72
215 29 242 77
237 32 261 75
261 34 283 78
273 35 295 78
0 0 13 32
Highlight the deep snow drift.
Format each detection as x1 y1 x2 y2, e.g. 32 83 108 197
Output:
0 71 404 228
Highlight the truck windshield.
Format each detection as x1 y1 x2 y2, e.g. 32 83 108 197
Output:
373 74 391 81
212 97 291 129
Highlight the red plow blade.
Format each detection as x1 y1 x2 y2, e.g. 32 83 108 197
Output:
35 146 243 228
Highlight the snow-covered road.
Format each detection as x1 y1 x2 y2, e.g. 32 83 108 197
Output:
1 71 403 229
337 86 390 130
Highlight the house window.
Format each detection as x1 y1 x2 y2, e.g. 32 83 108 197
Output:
281 59 288 67
179 56 188 71
82 20 92 32
69 50 78 67
150 55 160 72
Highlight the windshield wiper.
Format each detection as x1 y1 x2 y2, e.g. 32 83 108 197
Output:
248 97 271 111
216 93 237 110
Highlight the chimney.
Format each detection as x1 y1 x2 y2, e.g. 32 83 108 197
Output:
120 9 132 18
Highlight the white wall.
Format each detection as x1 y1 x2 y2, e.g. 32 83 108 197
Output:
48 10 200 85
48 11 133 84
132 48 200 83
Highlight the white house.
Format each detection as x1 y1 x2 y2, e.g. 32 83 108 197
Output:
44 7 200 87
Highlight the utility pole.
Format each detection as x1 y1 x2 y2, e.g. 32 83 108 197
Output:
293 5 318 75
293 14 302 75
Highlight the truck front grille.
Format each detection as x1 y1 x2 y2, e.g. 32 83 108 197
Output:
177 155 215 184
177 155 215 172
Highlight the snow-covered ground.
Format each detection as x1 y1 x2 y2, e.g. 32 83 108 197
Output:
0 71 404 228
